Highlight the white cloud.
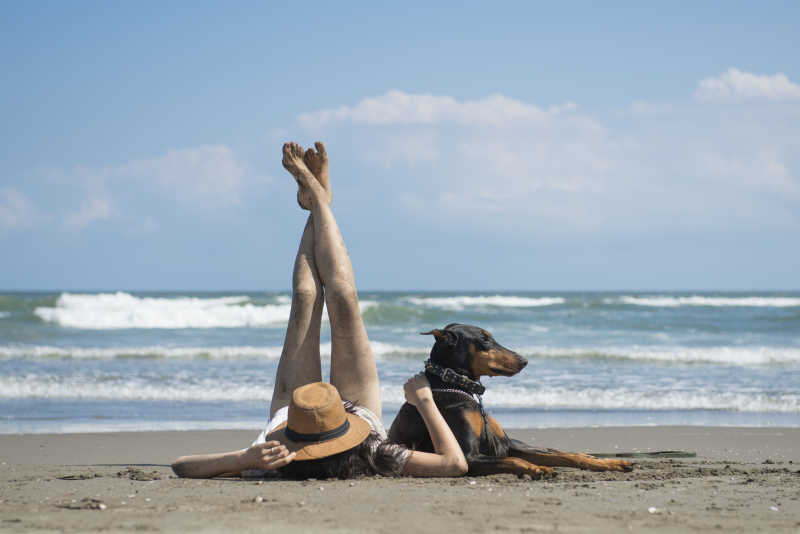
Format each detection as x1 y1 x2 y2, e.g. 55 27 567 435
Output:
298 90 576 127
299 91 616 226
701 148 798 197
297 86 800 234
359 129 441 168
694 68 800 101
122 145 245 208
0 187 38 231
65 195 113 230
42 144 248 232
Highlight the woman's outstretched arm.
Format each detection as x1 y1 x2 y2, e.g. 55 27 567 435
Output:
171 441 296 478
400 373 468 477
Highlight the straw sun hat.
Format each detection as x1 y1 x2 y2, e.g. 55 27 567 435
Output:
266 382 371 461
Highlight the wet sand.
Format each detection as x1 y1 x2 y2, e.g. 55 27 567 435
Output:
1 427 799 533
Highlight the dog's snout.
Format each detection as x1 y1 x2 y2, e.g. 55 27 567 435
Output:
509 352 527 372
501 347 526 369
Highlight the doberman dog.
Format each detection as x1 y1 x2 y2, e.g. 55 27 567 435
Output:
388 323 634 478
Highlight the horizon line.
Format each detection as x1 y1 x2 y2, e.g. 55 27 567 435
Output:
2 288 799 294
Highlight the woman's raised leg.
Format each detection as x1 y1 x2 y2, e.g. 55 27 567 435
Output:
270 144 334 416
269 226 327 416
282 142 381 419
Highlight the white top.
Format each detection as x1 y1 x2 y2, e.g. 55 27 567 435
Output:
242 403 395 478
251 404 388 446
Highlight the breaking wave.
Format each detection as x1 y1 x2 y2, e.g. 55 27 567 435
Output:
518 346 800 365
2 377 796 413
33 292 376 329
616 296 800 308
477 387 800 413
0 341 429 360
405 295 564 310
3 343 797 366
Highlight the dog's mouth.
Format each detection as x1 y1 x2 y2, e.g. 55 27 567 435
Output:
488 365 519 376
485 352 527 376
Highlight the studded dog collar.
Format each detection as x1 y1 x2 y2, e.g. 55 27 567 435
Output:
424 359 486 395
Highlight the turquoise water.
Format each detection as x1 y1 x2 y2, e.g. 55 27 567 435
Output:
1 291 799 433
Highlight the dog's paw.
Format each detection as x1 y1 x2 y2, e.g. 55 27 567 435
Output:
600 459 634 472
527 465 553 480
583 458 634 472
615 460 634 472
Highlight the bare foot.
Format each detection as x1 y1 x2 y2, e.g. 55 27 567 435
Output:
300 141 331 208
282 142 327 208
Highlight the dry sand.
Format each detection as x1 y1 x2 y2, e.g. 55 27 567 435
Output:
1 427 799 533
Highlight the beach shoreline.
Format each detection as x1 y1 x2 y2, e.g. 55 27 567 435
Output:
2 426 798 532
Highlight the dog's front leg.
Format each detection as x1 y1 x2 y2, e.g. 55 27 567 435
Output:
388 402 434 451
467 455 553 479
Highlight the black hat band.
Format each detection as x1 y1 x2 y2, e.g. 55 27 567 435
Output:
285 418 350 443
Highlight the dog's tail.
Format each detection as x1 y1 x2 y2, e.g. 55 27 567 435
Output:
508 438 563 456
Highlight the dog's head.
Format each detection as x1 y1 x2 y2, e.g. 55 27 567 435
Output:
422 323 527 379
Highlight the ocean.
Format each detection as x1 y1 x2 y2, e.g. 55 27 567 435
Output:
1 291 798 434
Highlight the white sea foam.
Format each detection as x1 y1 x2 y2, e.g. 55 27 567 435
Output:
518 346 800 365
1 420 267 435
476 386 800 413
405 295 564 310
33 292 376 329
368 341 429 358
0 345 284 360
2 343 797 365
2 377 796 413
0 341 428 360
0 376 271 402
616 296 800 307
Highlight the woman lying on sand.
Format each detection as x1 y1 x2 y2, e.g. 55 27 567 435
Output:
172 142 468 479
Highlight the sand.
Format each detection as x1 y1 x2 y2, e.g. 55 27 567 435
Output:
1 427 799 533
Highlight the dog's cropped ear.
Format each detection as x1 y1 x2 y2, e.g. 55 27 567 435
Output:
421 329 458 346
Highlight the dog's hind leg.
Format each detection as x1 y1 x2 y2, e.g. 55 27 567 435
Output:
508 438 633 472
467 455 553 479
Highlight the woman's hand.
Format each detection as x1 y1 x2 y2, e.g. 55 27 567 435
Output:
240 441 296 471
404 372 433 407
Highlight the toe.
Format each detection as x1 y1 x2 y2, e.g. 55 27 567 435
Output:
315 141 327 158
303 148 315 168
282 143 295 164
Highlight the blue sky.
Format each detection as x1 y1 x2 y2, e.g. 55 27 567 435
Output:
1 1 799 290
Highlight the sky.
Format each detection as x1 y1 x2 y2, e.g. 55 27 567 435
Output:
1 1 799 291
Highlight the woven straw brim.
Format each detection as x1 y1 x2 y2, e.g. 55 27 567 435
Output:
265 413 371 461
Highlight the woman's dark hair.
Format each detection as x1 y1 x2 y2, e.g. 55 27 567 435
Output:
277 403 408 480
